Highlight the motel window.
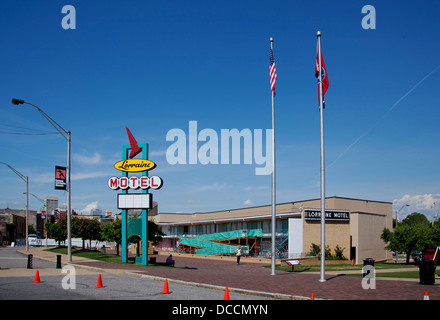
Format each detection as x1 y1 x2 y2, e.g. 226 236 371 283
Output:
247 222 256 230
262 221 270 233
282 219 288 233
275 220 288 234
276 220 282 233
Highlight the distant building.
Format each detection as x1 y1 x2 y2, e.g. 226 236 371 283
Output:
151 196 393 264
0 208 38 244
45 196 59 219
75 214 113 226
90 208 103 216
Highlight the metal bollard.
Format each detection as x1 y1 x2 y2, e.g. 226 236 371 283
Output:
27 254 33 269
56 255 62 269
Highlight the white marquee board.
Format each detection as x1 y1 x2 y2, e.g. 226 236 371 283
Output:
118 193 152 209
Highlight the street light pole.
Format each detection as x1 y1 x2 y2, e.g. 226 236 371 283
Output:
394 204 409 263
0 162 29 251
67 130 71 261
11 98 72 262
395 204 410 229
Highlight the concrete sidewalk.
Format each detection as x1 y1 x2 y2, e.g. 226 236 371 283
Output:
19 247 440 300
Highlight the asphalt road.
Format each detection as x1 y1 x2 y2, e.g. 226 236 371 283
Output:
0 247 272 301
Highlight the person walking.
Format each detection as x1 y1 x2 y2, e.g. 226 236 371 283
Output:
235 246 242 265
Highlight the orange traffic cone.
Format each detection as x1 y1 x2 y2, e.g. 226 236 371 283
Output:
310 293 315 300
32 270 41 283
424 291 430 300
162 279 170 294
95 274 104 288
224 287 230 300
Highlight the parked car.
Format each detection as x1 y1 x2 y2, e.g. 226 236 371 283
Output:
28 234 42 246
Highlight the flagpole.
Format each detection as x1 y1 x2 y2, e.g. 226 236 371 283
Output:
317 30 326 283
270 37 277 276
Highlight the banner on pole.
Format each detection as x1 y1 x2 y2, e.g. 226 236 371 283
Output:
55 166 67 190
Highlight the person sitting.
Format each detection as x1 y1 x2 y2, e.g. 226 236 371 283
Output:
166 254 175 267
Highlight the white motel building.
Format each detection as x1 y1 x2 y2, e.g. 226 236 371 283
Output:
151 196 393 264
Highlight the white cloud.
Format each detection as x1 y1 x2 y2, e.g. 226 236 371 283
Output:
185 199 201 204
71 171 109 181
194 182 229 192
81 201 100 215
73 152 103 165
243 199 254 206
32 172 53 183
393 194 440 220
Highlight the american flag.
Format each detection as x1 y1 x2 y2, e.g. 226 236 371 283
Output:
269 46 277 95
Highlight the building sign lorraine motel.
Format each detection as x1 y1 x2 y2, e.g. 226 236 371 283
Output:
304 209 350 222
108 127 163 210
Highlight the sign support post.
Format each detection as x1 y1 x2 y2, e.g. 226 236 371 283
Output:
120 143 149 265
121 144 129 264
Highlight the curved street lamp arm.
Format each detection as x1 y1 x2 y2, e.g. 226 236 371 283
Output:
0 161 28 183
11 99 69 140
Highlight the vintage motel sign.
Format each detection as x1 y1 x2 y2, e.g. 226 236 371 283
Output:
108 127 164 266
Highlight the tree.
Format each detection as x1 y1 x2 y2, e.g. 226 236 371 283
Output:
84 219 102 247
101 219 164 256
381 223 440 264
148 220 165 246
28 224 36 235
101 219 122 255
401 212 430 227
45 221 67 246
71 217 102 249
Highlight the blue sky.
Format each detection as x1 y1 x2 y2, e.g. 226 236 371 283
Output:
0 0 439 222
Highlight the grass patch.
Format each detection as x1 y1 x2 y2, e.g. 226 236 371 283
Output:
273 262 416 273
273 261 440 279
46 247 123 263
345 271 421 279
45 247 176 268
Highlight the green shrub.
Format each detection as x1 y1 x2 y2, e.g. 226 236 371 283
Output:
309 243 347 260
334 244 347 260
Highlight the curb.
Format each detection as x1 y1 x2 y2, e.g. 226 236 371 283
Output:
68 262 314 300
124 271 315 300
20 249 314 300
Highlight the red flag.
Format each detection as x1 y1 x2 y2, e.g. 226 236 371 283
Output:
315 41 329 104
125 127 142 159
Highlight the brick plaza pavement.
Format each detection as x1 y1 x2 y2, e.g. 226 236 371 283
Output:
61 251 439 300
